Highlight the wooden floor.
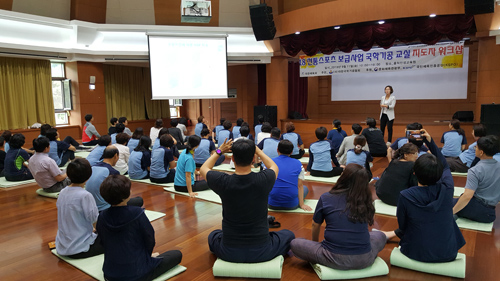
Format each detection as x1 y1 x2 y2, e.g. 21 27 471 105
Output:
0 140 498 280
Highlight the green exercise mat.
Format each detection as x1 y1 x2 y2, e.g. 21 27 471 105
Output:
299 157 309 164
373 199 397 216
456 217 494 232
311 257 389 280
451 172 468 177
0 177 36 188
304 175 340 184
75 151 91 158
163 186 222 204
212 255 284 279
36 188 59 198
454 187 464 197
51 249 186 281
390 247 466 278
304 148 309 154
268 199 318 214
144 210 166 222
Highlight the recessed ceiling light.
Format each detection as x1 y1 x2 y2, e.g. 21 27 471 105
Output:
334 26 340 30
295 31 300 35
429 14 436 17
378 20 385 24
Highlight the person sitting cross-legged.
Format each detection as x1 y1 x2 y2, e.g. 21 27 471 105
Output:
268 140 311 211
150 134 177 184
200 138 295 263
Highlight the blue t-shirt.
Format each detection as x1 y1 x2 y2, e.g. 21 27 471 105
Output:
128 150 151 179
194 123 207 137
194 138 216 165
441 131 467 157
174 151 196 186
127 138 140 152
459 141 477 167
86 162 120 211
268 155 302 208
465 159 500 206
254 124 263 143
218 129 233 143
110 133 117 144
327 129 347 152
48 140 70 166
314 192 371 255
308 140 337 172
346 149 373 169
494 153 500 162
86 145 106 166
258 137 280 159
232 126 241 139
150 147 174 179
280 132 303 156
213 125 224 142
4 142 10 153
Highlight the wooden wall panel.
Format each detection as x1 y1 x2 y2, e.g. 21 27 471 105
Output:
71 0 107 23
476 37 500 120
275 0 465 37
154 0 219 26
0 0 13 10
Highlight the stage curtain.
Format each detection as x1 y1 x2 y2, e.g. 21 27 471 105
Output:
0 57 55 130
104 65 170 122
280 14 474 56
288 61 308 119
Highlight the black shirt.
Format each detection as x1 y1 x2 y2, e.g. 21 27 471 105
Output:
0 150 6 174
206 169 276 247
375 160 418 206
361 128 387 155
108 126 117 135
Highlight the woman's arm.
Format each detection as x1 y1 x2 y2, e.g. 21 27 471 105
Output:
185 172 197 198
312 221 321 242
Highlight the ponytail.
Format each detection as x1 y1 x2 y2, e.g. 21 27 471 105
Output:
186 135 201 153
393 143 418 160
333 119 342 133
354 145 363 154
353 135 367 155
451 119 466 137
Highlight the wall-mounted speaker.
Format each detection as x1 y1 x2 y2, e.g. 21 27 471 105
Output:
464 0 495 15
480 104 500 136
249 4 276 41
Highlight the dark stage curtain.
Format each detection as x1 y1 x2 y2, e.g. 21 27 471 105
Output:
288 61 308 119
280 15 474 56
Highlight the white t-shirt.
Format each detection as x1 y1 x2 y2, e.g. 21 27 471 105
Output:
150 127 162 145
113 143 130 174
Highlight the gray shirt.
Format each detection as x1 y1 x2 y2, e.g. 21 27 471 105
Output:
84 122 100 139
336 134 369 165
28 152 63 188
124 127 133 136
465 158 500 206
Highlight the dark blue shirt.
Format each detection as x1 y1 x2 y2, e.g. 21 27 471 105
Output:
326 129 347 152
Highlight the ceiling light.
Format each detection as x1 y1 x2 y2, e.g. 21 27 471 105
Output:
334 26 340 29
378 20 385 24
295 31 300 35
429 14 436 17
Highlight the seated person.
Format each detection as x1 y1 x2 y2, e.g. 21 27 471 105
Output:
174 135 209 197
152 128 178 156
453 135 500 223
446 124 486 173
128 136 151 180
46 128 76 167
167 119 185 149
112 133 130 175
4 134 33 181
383 129 465 262
256 122 272 145
212 118 225 144
217 120 234 143
97 175 182 281
269 140 311 211
86 146 143 211
375 143 419 206
280 122 305 159
291 164 387 270
361 117 387 157
232 118 244 139
258 127 281 159
241 122 255 141
127 127 143 151
177 117 188 142
82 114 100 146
150 134 177 184
0 136 6 177
307 127 343 178
327 119 347 153
200 138 295 263
28 137 70 193
86 135 111 166
110 123 126 144
149 119 163 145
254 115 264 144
55 158 104 258
194 128 225 168
1 130 11 152
229 126 253 169
387 122 429 162
194 115 209 137
346 135 373 178
40 124 81 149
441 119 467 158
118 117 132 136
337 124 369 166
108 117 118 135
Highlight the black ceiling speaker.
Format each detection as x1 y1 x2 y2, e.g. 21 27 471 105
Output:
464 0 495 15
249 4 276 41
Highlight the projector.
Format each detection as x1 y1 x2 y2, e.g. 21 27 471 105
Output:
181 0 212 23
